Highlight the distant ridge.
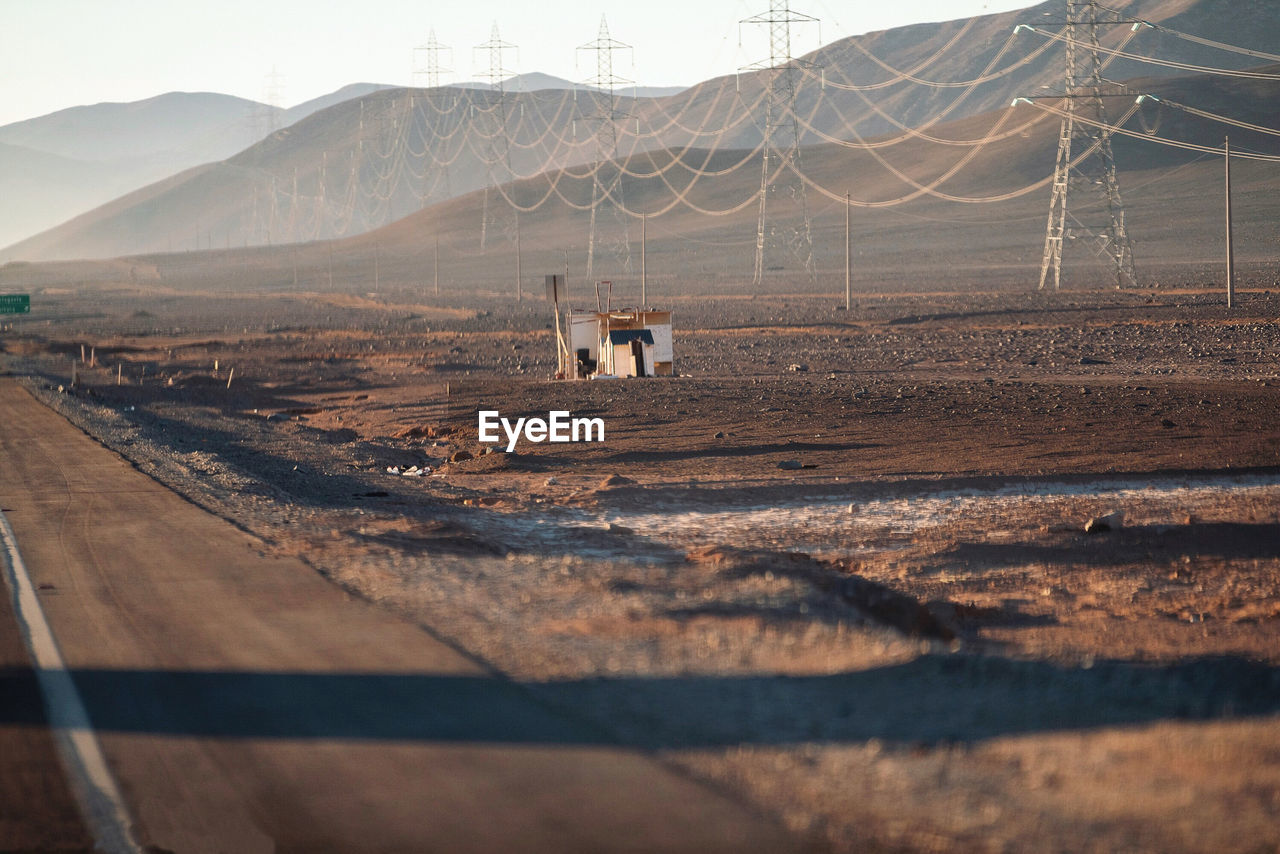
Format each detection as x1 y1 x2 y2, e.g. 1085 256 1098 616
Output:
0 84 396 249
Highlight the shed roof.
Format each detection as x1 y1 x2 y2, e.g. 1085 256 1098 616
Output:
607 329 655 346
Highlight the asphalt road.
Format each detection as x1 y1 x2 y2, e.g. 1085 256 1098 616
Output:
0 377 800 853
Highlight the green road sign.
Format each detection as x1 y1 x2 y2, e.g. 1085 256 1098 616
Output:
0 294 30 315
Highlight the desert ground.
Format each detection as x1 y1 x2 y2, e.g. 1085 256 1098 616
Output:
3 261 1280 852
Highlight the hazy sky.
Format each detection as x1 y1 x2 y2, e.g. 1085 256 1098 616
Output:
0 0 1039 127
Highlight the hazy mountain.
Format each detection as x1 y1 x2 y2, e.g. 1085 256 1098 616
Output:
0 84 396 248
5 0 1277 262
0 142 155 251
0 91 266 163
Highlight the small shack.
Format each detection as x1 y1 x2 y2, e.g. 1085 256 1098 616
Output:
560 308 673 379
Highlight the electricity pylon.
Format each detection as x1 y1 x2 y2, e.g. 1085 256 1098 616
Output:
263 66 285 136
742 0 819 287
413 29 452 89
412 30 454 204
1037 0 1137 290
248 65 285 148
473 23 518 250
577 15 634 279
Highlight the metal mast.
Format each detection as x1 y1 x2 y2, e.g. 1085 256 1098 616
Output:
474 23 518 250
578 15 634 279
742 1 818 287
1038 0 1136 290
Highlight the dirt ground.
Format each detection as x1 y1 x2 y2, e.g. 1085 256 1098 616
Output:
3 278 1280 852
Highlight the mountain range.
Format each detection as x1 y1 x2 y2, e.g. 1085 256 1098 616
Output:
2 0 1277 265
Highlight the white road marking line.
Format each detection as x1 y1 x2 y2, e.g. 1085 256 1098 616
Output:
0 508 143 854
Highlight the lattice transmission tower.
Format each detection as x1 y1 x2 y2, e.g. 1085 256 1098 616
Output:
413 29 452 89
412 30 455 204
742 1 819 287
1037 0 1137 290
577 15 634 279
249 65 286 145
263 66 286 135
474 23 518 250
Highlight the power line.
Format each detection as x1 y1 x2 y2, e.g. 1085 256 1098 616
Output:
1025 98 1280 162
1093 3 1280 65
1021 24 1280 81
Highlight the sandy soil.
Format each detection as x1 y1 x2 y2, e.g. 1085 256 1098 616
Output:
3 280 1279 852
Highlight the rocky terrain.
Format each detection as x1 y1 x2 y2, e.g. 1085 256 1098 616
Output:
3 276 1279 852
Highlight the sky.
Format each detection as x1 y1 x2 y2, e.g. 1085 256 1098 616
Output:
0 0 1039 127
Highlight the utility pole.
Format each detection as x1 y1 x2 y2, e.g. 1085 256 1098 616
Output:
743 0 819 288
434 237 440 296
515 211 522 301
641 213 647 307
474 23 518 251
1035 0 1137 290
578 16 635 280
845 192 851 311
1225 136 1235 309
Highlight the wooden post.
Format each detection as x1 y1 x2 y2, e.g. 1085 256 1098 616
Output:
227 367 235 390
1225 136 1235 309
515 211 522 302
434 237 440 297
116 364 122 386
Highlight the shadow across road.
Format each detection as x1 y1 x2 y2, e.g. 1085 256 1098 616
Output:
4 654 1279 748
